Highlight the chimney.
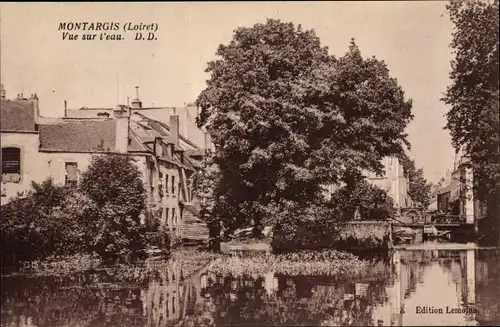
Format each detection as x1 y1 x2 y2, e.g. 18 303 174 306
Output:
114 105 129 153
169 115 179 146
29 93 40 124
131 85 142 109
445 170 452 185
64 100 67 117
0 84 5 99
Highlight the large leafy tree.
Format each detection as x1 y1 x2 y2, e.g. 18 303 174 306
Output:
196 19 413 237
80 154 148 258
442 0 499 242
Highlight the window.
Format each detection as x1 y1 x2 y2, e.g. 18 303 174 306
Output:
2 147 21 175
165 208 170 227
65 162 78 186
165 173 170 194
171 175 176 195
149 162 155 199
158 172 164 198
172 208 176 226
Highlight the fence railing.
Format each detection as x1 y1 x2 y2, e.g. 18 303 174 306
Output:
429 214 466 224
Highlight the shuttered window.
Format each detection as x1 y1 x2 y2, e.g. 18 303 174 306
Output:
2 147 21 174
158 172 164 198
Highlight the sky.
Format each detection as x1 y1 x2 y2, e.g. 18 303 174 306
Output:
0 2 456 183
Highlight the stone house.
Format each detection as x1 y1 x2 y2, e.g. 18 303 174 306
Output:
322 156 412 208
1 86 208 240
437 148 484 224
128 111 209 238
1 90 42 200
436 169 460 214
1 97 151 204
365 156 412 209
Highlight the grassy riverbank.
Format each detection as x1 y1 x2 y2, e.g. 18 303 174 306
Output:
212 249 369 276
4 248 221 277
4 244 369 280
15 253 103 275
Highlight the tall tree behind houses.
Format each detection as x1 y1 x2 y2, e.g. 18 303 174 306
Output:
196 19 413 241
442 0 499 244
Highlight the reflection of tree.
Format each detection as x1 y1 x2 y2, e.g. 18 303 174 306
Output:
5 249 499 327
0 261 186 327
0 274 146 327
175 273 391 326
475 249 500 325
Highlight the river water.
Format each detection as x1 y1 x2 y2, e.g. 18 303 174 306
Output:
1 244 499 327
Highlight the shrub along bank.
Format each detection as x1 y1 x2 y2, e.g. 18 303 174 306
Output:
0 154 169 268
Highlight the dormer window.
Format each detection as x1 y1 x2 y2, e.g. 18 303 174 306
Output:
156 140 163 157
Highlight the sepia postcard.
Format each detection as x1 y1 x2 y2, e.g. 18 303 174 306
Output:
1 2 499 327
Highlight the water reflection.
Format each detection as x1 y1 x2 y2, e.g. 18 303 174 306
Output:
1 247 499 327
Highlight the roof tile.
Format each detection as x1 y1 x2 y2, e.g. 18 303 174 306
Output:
39 120 117 152
1 99 36 131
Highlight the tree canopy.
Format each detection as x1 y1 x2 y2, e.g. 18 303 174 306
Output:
196 19 413 236
80 154 148 258
442 0 499 216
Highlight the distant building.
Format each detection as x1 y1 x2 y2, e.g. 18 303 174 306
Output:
437 148 485 224
321 156 412 210
1 86 208 239
427 184 440 211
365 156 412 208
437 169 459 214
64 86 209 150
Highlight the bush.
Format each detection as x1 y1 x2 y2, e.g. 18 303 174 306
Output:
80 154 148 259
144 218 171 254
0 179 88 266
1 154 155 267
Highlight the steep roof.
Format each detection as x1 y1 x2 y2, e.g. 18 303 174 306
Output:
39 120 117 152
437 178 460 196
132 112 199 149
0 98 36 131
128 129 149 152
